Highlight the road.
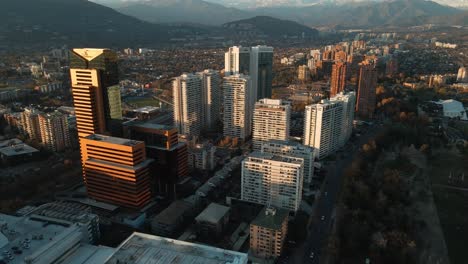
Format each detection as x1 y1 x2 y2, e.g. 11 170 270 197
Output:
294 125 383 264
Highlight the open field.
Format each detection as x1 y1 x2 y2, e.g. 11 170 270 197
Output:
125 97 160 108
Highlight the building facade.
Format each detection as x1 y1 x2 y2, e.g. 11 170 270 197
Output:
223 74 252 140
39 111 72 152
252 99 291 151
80 134 153 209
241 152 303 212
330 91 356 146
298 65 310 81
21 107 42 142
250 207 288 260
356 61 378 119
261 140 315 187
198 69 221 130
173 73 202 138
69 48 119 138
303 100 343 159
330 61 347 97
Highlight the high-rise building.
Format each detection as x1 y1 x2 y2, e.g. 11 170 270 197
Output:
385 58 399 77
334 50 347 61
261 140 315 186
198 69 221 129
303 100 343 159
330 61 347 97
251 45 274 100
225 45 273 100
188 142 216 171
80 134 153 209
69 48 119 138
39 111 72 152
106 85 123 120
223 74 252 140
356 61 378 119
224 46 251 76
21 107 42 142
330 92 356 146
252 99 291 151
123 121 189 196
173 73 202 138
457 66 467 83
298 65 310 81
250 206 289 260
241 152 303 212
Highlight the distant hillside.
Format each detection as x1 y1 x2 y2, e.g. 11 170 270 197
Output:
223 16 319 38
253 0 463 28
117 0 252 26
0 0 195 47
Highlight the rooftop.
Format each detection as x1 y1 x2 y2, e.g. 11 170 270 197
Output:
153 200 192 225
0 138 23 148
247 152 303 164
251 207 289 230
85 134 143 147
195 203 230 224
133 106 160 114
104 232 248 264
0 143 39 157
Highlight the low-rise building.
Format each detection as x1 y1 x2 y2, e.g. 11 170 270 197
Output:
195 203 230 238
151 200 193 237
250 207 289 260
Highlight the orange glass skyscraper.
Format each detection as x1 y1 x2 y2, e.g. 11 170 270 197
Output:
70 48 152 209
70 48 121 138
80 134 153 209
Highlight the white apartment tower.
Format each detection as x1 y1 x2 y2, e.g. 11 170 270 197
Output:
223 74 252 140
198 69 221 129
39 111 72 152
241 152 303 212
252 99 291 151
21 107 42 142
330 91 356 146
173 74 203 137
303 100 343 159
261 140 315 187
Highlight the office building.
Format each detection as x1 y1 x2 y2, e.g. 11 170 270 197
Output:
198 69 221 129
106 85 123 120
225 45 274 100
39 111 72 152
173 73 202 138
105 232 248 264
330 92 356 146
252 99 291 151
356 61 378 119
298 65 310 81
241 152 303 212
195 203 230 238
123 120 189 195
261 140 315 186
457 66 467 83
69 48 119 138
250 206 289 260
303 100 343 159
80 134 153 209
330 61 347 97
223 74 252 140
21 107 42 142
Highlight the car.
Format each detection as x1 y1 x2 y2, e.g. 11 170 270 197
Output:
321 215 325 221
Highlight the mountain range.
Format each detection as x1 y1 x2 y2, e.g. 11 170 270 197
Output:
97 0 467 27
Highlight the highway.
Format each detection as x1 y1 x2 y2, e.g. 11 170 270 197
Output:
294 124 383 264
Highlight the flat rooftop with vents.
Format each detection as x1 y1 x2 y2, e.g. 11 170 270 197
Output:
104 232 247 264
